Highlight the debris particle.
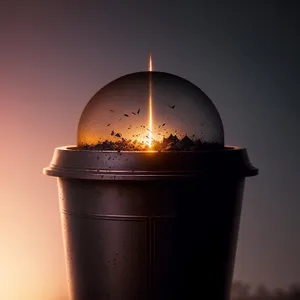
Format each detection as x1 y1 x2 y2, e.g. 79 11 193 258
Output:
137 108 140 114
168 104 176 109
162 123 166 126
109 109 114 112
132 112 136 115
111 130 114 136
107 124 111 127
124 114 129 117
115 133 122 138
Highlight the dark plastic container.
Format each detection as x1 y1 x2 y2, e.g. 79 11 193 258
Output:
44 146 258 300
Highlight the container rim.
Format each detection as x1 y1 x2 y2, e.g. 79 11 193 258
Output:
43 145 258 180
63 145 237 153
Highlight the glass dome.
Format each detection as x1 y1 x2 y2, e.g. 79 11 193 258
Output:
77 71 224 151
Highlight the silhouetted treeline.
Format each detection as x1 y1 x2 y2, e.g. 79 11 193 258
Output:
231 281 300 300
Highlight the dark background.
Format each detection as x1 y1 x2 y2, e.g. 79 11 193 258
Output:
0 1 299 299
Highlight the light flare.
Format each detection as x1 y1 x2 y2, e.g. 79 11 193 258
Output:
148 53 153 71
148 52 153 147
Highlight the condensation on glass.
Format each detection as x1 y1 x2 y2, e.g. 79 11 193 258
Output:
77 71 224 151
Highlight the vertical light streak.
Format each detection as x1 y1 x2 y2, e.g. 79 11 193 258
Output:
148 52 153 147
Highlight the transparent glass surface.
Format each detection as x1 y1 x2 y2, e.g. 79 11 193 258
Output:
77 71 224 151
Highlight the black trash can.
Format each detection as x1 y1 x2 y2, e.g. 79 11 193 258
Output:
44 147 258 300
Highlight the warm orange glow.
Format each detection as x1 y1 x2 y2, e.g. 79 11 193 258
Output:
148 52 153 147
148 52 153 71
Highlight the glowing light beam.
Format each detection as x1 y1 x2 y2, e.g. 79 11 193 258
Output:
148 52 153 147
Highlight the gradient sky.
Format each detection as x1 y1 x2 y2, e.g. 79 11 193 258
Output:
1 1 299 299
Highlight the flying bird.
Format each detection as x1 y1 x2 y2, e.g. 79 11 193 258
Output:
168 104 176 109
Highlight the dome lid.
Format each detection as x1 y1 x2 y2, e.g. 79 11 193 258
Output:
77 71 224 151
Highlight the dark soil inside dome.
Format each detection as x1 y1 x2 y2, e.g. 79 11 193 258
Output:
82 134 223 152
